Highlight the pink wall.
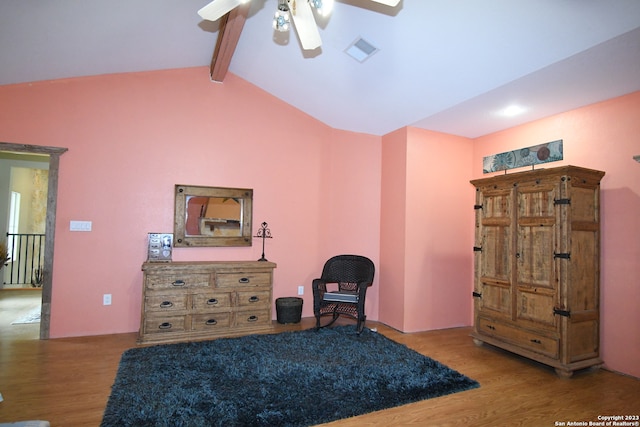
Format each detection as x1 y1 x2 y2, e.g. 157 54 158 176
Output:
379 127 474 332
404 128 474 331
379 128 408 328
0 67 381 337
317 128 381 317
472 91 640 378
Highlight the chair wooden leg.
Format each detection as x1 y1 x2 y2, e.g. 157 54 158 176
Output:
316 312 340 330
325 313 339 327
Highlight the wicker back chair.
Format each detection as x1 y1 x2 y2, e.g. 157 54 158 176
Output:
312 255 375 334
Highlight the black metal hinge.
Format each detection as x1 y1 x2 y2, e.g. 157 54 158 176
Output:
554 198 571 205
553 252 571 260
474 204 483 210
473 246 483 252
473 292 482 298
553 308 571 317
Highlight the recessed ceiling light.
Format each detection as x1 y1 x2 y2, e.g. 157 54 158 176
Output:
499 105 527 117
345 37 379 63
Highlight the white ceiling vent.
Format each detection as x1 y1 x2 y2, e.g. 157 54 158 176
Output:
345 37 379 63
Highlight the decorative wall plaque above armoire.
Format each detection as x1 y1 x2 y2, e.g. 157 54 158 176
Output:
470 165 605 378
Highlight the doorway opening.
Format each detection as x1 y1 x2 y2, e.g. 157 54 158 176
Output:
0 142 67 340
3 163 48 288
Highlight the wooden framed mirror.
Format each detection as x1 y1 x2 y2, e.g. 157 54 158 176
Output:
174 185 253 247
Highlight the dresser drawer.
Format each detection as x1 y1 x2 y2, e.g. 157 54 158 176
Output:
235 310 271 327
192 292 232 311
236 290 270 308
144 315 187 334
191 313 231 331
146 273 210 290
479 317 558 358
145 294 188 312
216 272 271 287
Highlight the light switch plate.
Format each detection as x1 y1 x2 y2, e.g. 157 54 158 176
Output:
70 220 92 231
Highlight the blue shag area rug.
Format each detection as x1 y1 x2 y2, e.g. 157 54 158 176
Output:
101 326 479 426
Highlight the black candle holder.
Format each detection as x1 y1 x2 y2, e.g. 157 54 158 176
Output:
254 222 272 262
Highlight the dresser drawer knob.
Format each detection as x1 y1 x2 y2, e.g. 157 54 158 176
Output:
205 319 218 326
158 322 172 330
159 301 174 308
248 296 260 303
239 277 250 284
247 315 258 322
172 280 185 287
530 339 542 344
207 298 219 305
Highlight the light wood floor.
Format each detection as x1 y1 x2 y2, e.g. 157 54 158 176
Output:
0 289 41 340
0 317 638 426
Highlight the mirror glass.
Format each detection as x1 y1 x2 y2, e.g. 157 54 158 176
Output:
174 185 252 247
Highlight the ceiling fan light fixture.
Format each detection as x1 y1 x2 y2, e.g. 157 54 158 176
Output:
309 0 334 17
273 2 291 32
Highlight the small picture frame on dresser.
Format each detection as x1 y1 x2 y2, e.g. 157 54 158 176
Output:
147 233 173 262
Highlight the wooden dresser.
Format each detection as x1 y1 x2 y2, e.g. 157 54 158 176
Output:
470 166 605 377
138 261 276 345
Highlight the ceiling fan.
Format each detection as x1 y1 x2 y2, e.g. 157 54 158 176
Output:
197 0 401 50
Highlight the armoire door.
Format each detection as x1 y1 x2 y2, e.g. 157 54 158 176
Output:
475 186 513 320
514 181 560 332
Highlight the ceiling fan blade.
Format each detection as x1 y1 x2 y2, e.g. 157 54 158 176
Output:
287 0 322 50
198 0 244 22
369 0 401 6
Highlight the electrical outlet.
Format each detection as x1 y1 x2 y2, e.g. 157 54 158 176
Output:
103 294 112 306
298 286 304 296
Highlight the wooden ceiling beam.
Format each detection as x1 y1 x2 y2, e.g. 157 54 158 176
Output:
209 2 250 82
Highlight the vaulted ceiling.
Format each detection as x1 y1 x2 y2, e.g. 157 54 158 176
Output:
1 0 639 137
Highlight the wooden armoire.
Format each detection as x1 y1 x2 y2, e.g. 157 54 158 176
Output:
470 165 605 377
